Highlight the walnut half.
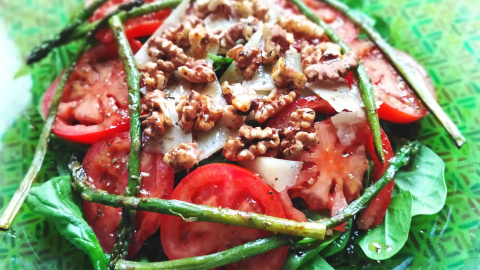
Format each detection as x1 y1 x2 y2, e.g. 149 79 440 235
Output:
223 125 280 161
164 142 200 170
178 59 216 83
176 91 222 133
141 90 173 138
226 45 262 79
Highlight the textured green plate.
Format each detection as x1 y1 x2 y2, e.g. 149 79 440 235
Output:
0 0 479 269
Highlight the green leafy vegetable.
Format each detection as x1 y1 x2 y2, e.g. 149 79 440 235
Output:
394 146 446 216
299 255 334 270
357 191 413 260
26 176 109 270
208 53 233 71
321 219 352 258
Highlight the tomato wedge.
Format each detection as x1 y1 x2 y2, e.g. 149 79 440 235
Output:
357 129 394 229
90 0 172 43
42 42 138 144
161 164 289 270
82 132 174 256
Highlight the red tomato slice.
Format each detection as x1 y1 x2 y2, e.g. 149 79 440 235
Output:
356 129 394 229
91 0 171 43
161 164 289 270
268 95 336 130
288 119 369 217
82 132 174 256
42 42 140 144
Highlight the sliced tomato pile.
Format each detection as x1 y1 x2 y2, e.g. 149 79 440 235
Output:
42 42 134 144
90 0 172 43
161 164 289 270
82 132 174 256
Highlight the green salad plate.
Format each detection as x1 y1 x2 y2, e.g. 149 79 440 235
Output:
0 0 479 269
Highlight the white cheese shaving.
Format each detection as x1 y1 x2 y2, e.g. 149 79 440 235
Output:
307 80 365 114
239 157 303 192
331 111 367 146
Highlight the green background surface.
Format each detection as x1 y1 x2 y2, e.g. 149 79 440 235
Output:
0 0 479 269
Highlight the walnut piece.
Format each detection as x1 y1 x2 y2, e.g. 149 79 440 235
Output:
223 125 280 161
232 0 270 21
189 24 218 58
301 41 358 82
164 142 200 170
277 14 325 40
143 37 189 90
221 105 245 130
176 91 222 133
226 45 262 79
279 108 318 157
163 15 203 48
221 82 258 112
178 59 216 83
141 90 173 138
272 58 307 90
220 17 260 49
254 88 298 123
262 24 294 61
195 0 233 18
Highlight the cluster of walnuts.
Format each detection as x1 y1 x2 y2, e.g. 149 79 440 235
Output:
139 4 361 168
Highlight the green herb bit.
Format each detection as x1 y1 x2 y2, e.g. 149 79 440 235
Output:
107 14 143 268
69 161 327 240
113 141 421 269
322 0 465 147
208 53 234 71
0 39 91 231
288 0 385 163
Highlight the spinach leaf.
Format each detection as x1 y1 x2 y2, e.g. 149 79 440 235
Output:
26 176 109 270
299 255 334 270
357 191 413 260
394 146 446 216
321 219 352 257
208 53 233 71
281 233 339 270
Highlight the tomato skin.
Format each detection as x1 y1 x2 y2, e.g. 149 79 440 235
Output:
42 41 143 144
268 95 336 130
377 101 427 124
161 164 288 270
356 129 394 229
91 0 171 43
82 132 174 256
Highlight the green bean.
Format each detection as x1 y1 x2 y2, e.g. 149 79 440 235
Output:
107 14 143 268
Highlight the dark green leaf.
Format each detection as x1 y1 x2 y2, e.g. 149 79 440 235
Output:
26 176 109 270
339 0 366 9
208 53 233 71
321 219 352 257
371 15 392 43
281 233 339 270
394 146 446 216
299 255 334 270
357 191 413 260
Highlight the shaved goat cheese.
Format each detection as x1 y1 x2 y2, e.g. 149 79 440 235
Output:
307 80 365 114
331 111 367 146
239 157 303 192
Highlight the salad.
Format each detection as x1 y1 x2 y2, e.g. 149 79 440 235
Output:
0 0 461 269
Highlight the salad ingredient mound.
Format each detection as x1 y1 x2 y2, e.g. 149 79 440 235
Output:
2 0 455 269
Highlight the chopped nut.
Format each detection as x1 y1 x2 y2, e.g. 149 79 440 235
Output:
189 24 218 58
226 45 262 79
141 90 173 138
143 61 170 90
164 142 200 170
262 24 294 61
221 105 245 130
277 14 325 40
232 0 270 21
223 125 280 161
279 108 318 157
301 41 358 82
254 88 298 123
178 59 216 83
163 15 203 48
176 91 222 133
272 58 307 90
147 37 189 71
195 0 233 18
221 82 258 112
220 17 260 49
